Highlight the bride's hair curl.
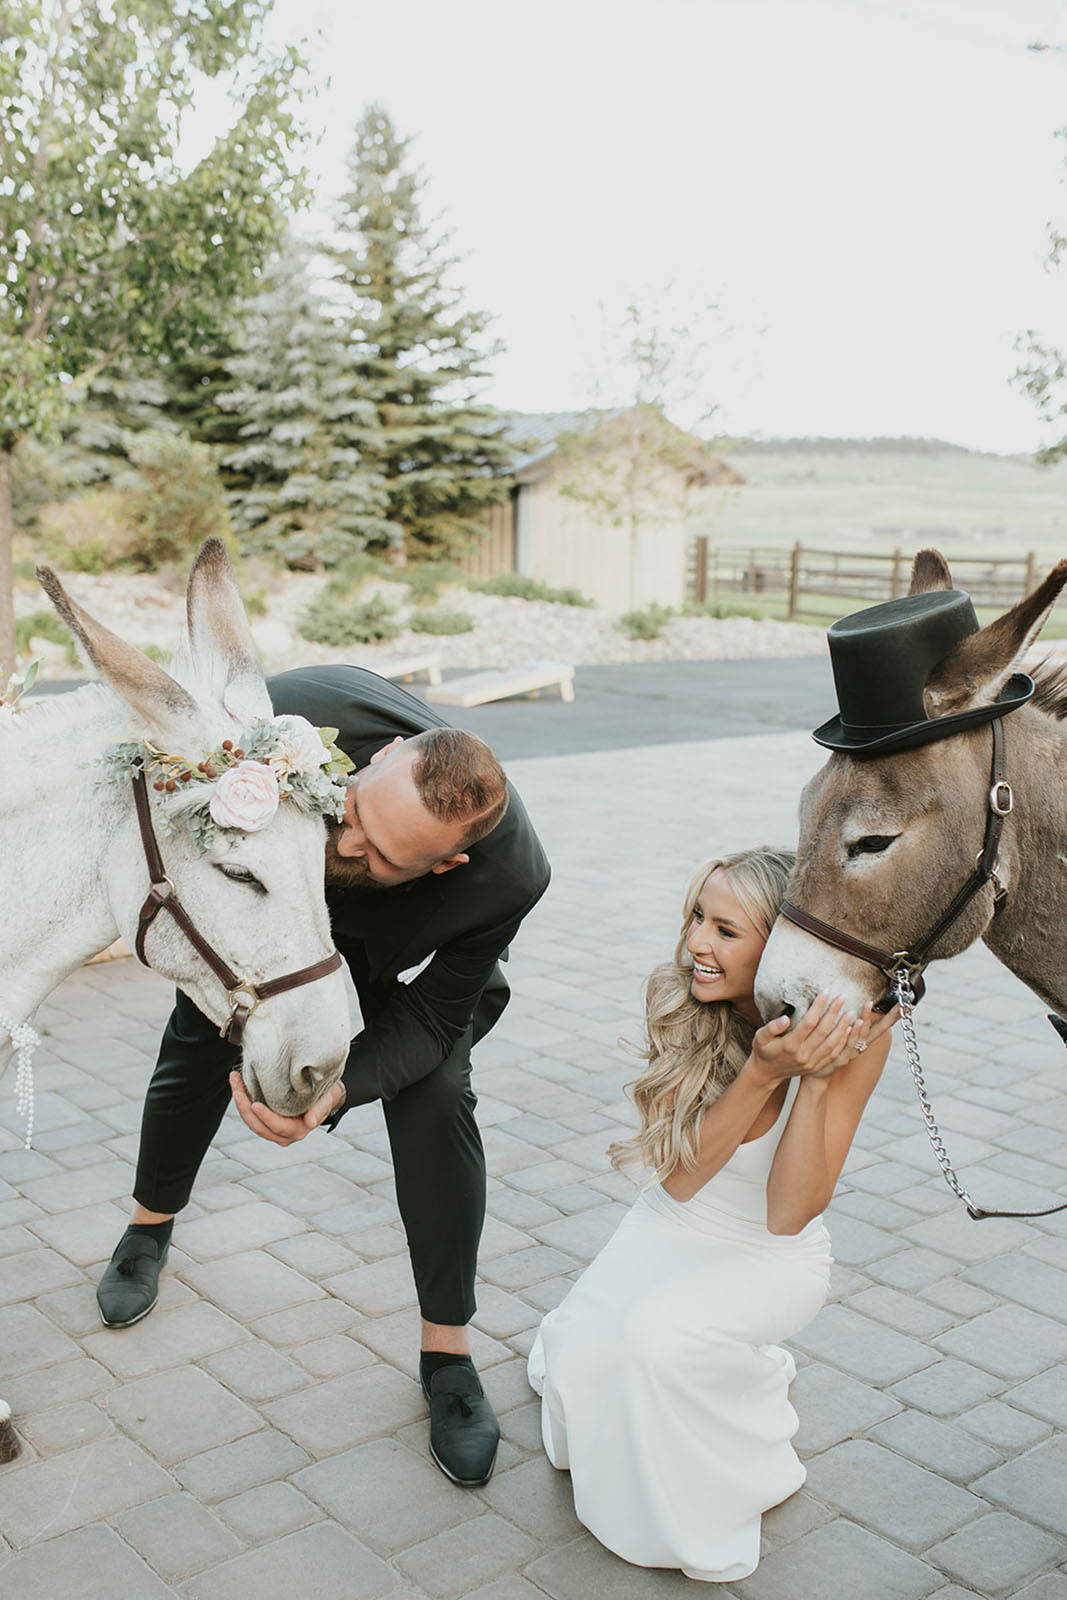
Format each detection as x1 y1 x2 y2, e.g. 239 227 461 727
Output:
609 845 796 1181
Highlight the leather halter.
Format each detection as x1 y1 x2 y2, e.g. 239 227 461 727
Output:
779 717 1012 1010
131 771 342 1043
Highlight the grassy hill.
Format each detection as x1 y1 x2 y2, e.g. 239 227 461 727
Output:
692 437 1067 562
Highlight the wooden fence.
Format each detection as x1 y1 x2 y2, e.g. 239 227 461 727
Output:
455 497 517 582
689 541 1040 618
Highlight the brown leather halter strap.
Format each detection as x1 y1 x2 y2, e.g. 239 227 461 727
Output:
775 718 1067 1221
779 717 1011 1006
132 771 342 1044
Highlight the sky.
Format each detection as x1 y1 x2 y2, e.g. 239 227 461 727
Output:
212 0 1067 453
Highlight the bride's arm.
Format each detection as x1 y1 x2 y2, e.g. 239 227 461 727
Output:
661 1057 783 1202
663 995 863 1203
764 1030 892 1234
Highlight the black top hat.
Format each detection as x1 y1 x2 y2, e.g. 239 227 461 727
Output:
812 587 1034 756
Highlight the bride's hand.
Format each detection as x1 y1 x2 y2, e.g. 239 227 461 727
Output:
803 999 901 1077
751 992 860 1083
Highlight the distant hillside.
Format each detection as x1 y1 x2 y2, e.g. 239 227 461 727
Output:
694 437 1067 556
723 435 981 457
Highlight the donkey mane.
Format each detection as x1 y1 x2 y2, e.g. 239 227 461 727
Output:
1028 657 1067 722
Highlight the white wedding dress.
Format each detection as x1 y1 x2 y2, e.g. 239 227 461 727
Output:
527 1073 833 1583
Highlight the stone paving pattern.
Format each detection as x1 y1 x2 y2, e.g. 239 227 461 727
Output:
3 727 1067 1597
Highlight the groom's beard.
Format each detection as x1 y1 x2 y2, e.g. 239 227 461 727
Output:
324 824 389 889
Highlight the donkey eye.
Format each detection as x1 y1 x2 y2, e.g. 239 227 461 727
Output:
847 834 898 859
216 864 266 895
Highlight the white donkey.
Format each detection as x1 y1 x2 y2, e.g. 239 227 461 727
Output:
0 540 351 1459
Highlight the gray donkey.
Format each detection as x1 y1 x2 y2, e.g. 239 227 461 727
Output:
756 548 1067 1031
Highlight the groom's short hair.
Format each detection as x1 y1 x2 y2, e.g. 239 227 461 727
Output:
408 728 509 851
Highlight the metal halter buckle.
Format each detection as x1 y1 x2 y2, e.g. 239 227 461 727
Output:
225 984 261 1025
989 781 1013 817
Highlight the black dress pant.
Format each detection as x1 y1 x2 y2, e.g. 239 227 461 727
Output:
133 989 486 1326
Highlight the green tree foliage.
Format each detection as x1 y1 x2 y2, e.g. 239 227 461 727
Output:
162 336 246 461
36 430 232 572
0 0 309 673
116 430 234 570
1016 333 1067 463
329 105 514 559
219 239 393 568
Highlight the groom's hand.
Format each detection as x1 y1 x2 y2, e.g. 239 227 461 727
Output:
229 1071 345 1147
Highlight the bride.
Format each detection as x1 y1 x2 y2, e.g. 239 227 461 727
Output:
528 845 899 1583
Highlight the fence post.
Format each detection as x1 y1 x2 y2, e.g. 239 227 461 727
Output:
710 543 719 605
788 542 801 619
693 536 708 606
1025 550 1037 595
890 548 902 600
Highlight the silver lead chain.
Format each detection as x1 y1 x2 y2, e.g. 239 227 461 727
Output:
0 1014 38 1150
894 969 978 1213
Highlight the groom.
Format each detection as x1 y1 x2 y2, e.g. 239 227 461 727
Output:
96 663 551 1487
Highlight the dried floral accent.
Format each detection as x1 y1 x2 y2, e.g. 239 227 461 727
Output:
103 715 355 852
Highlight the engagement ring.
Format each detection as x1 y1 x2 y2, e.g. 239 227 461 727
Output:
854 1040 868 1052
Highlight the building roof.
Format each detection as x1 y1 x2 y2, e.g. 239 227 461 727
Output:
503 407 743 487
503 410 624 474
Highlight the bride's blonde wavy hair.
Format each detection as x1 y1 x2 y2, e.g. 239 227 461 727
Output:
609 845 796 1181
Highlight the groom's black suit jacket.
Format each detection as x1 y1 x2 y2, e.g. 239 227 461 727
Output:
266 665 550 1120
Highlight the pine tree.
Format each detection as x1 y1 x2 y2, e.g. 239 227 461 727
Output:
162 336 246 466
330 105 514 559
218 240 392 568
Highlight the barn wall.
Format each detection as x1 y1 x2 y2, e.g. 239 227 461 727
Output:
515 475 688 611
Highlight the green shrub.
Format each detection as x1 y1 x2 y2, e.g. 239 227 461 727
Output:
412 608 474 636
297 593 400 647
36 488 132 574
139 642 171 664
401 561 465 603
620 603 674 641
322 551 391 592
16 609 78 664
116 430 233 571
239 587 268 618
472 572 593 606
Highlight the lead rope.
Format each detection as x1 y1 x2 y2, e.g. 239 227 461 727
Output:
894 969 981 1218
894 968 1067 1221
0 1014 39 1151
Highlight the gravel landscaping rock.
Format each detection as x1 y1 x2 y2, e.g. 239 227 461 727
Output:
15 570 826 677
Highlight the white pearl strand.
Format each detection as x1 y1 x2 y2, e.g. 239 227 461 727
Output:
0 1014 39 1150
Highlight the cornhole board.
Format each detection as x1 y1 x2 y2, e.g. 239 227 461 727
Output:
426 660 575 708
372 652 443 686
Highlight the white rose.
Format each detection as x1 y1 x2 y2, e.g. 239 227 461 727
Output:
268 714 330 776
209 761 279 832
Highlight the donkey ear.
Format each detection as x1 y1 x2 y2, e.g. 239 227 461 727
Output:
37 565 200 738
909 548 953 595
925 560 1067 717
185 539 272 724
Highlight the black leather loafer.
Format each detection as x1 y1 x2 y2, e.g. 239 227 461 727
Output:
422 1363 500 1486
97 1230 170 1327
